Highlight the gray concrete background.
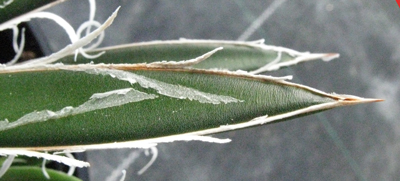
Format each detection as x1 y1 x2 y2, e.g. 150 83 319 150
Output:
30 0 399 180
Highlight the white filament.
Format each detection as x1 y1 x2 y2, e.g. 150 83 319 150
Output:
0 155 15 178
237 0 287 41
0 11 77 65
105 151 141 181
86 0 96 35
137 147 158 175
6 28 25 65
250 51 282 74
73 0 105 60
0 11 78 41
41 154 50 179
119 170 126 181
76 21 104 51
64 153 76 176
0 150 90 168
11 26 19 52
7 7 120 67
0 0 108 65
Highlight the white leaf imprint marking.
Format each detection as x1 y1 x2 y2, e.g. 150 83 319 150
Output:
0 0 12 8
83 69 244 104
0 88 157 131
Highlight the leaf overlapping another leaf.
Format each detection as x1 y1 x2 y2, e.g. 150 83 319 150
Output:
0 0 383 179
58 39 339 73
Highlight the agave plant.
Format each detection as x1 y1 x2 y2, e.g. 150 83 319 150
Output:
0 0 381 180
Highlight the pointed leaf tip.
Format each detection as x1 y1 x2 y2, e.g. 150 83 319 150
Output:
346 98 384 103
322 53 340 61
333 94 383 105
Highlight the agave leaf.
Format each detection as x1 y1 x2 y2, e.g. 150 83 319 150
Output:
0 0 62 26
0 62 379 150
0 166 82 181
57 39 339 73
0 156 43 167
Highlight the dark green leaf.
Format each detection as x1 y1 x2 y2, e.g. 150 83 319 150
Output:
0 65 378 148
0 166 81 181
0 0 60 25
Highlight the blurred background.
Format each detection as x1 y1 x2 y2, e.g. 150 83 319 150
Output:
26 0 398 180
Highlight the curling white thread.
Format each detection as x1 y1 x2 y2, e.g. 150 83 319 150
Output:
41 153 50 179
5 27 25 65
105 151 141 181
0 6 120 69
119 170 126 181
137 147 158 175
65 152 76 176
0 0 107 65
